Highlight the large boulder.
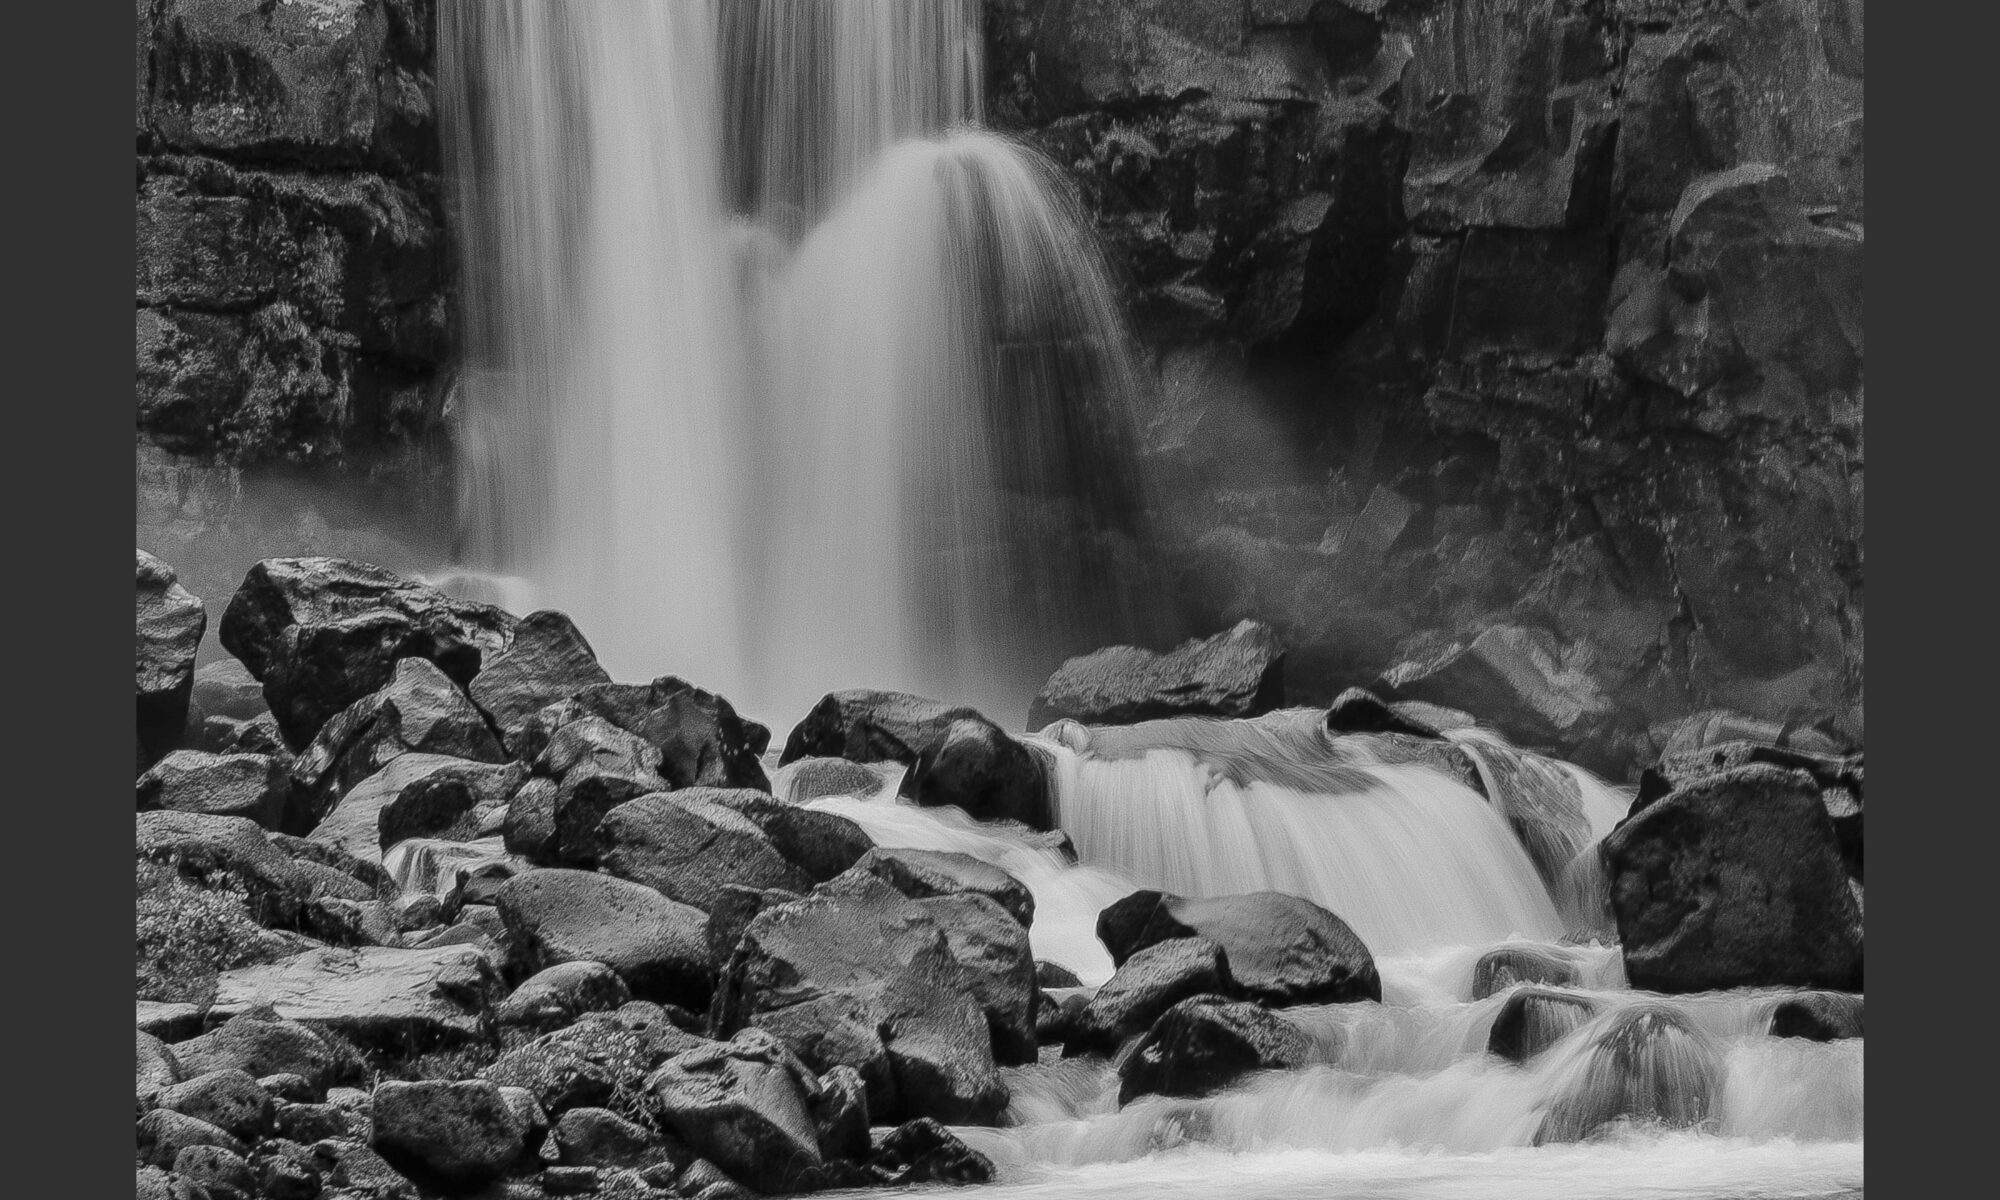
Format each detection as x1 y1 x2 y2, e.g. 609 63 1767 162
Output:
1028 619 1285 730
494 869 713 1007
1097 890 1380 1006
1603 764 1863 992
781 689 982 766
854 847 1035 929
1533 1004 1721 1145
217 557 519 750
597 791 813 912
1116 995 1312 1105
1378 625 1614 752
546 1106 683 1172
702 790 876 883
870 1118 996 1187
289 657 509 827
167 1007 353 1093
482 1005 707 1116
536 716 674 866
1065 937 1231 1057
467 610 612 752
494 961 634 1033
371 1079 531 1184
138 549 206 769
899 717 1053 831
712 871 1009 1125
205 944 503 1048
137 810 371 927
308 753 526 864
1637 738 1863 881
573 677 772 793
138 751 290 829
1471 944 1582 1001
910 891 1039 1066
647 1029 827 1194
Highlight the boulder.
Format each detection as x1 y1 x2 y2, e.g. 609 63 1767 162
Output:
1486 988 1600 1064
206 944 503 1048
138 549 206 769
482 1006 708 1116
467 610 613 752
1066 937 1230 1057
173 1144 256 1198
1636 738 1863 881
1028 619 1285 730
1768 992 1864 1041
495 961 634 1032
1036 961 1084 989
899 718 1053 831
157 1069 277 1141
1323 688 1443 739
138 810 370 926
781 689 982 766
912 891 1040 1066
597 792 813 912
503 777 563 860
136 1109 245 1169
315 1138 421 1200
855 847 1035 929
139 1030 184 1105
1471 945 1580 1001
138 751 290 830
547 1107 683 1172
277 1100 362 1144
870 1118 995 1187
289 657 509 826
217 557 519 750
777 757 887 802
1603 764 1863 992
700 790 876 883
1533 1004 1720 1145
1097 890 1380 1006
247 1139 323 1199
167 1007 352 1093
713 871 1008 1125
495 869 713 1007
538 717 674 866
371 1079 531 1183
647 1030 826 1194
573 677 772 793
1117 995 1312 1105
1378 626 1614 751
309 754 527 864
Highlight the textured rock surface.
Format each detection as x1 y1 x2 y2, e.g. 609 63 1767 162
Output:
597 791 813 912
206 943 503 1046
1098 889 1380 1005
1029 619 1284 729
1066 936 1230 1057
138 750 291 828
1116 994 1311 1105
138 549 207 769
494 869 714 1007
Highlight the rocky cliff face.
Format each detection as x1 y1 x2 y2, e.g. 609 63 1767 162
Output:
988 0 1863 771
136 0 455 606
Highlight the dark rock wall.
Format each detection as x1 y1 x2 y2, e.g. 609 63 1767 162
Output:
136 0 456 608
989 0 1862 771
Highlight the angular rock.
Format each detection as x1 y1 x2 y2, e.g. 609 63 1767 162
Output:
781 689 983 766
1604 764 1863 992
138 549 206 769
218 557 519 750
137 1109 245 1169
290 657 508 826
1028 619 1285 730
1117 995 1312 1105
309 753 525 865
371 1079 531 1183
158 1069 277 1141
573 677 771 793
1471 944 1581 1001
870 1118 995 1187
1098 890 1380 1006
598 791 812 912
139 751 290 829
701 790 876 884
913 891 1040 1066
647 1029 824 1195
1768 992 1864 1041
1379 625 1613 751
1637 738 1864 881
1324 688 1443 739
1036 960 1084 989
503 776 563 861
899 717 1053 831
168 1007 352 1093
1486 987 1600 1064
496 961 635 1032
206 944 502 1047
1533 1004 1720 1145
1066 937 1230 1057
548 1107 681 1172
855 847 1034 929
811 1065 870 1162
495 869 713 1007
538 717 674 866
713 872 1008 1125
468 610 613 752
276 1100 359 1144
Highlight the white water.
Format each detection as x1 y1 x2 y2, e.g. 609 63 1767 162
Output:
440 0 1144 727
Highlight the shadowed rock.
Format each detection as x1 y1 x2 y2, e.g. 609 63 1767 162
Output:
1486 987 1599 1064
598 791 813 912
495 869 713 1008
138 751 290 829
138 549 206 770
1472 944 1580 1001
1768 991 1864 1041
647 1029 826 1194
1067 936 1230 1057
1098 889 1380 1006
1029 619 1285 731
468 610 613 752
856 847 1035 928
372 1079 531 1183
1117 995 1311 1105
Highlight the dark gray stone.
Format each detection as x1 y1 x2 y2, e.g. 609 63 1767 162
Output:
1029 619 1285 730
1098 889 1380 1006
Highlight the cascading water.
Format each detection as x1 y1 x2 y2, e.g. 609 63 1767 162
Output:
440 0 1146 726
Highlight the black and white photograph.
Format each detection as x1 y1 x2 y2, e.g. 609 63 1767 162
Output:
131 2 1867 1198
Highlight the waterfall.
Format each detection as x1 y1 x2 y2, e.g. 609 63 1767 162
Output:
439 0 1146 727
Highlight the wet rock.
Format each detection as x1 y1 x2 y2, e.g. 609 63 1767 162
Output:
856 847 1035 928
1379 625 1613 752
290 657 509 827
495 962 634 1033
169 1007 353 1094
1098 890 1380 1006
548 1107 682 1172
172 1144 256 1198
900 718 1053 831
913 891 1040 1066
776 757 886 802
158 1069 277 1141
701 790 876 883
218 557 519 750
1636 737 1863 881
495 869 713 1008
573 677 772 793
1534 1003 1721 1145
646 1029 825 1194
371 1079 531 1183
538 717 674 866
1472 945 1580 1001
139 751 291 829
781 689 982 766
1324 688 1443 739
206 944 502 1048
1487 988 1600 1064
870 1117 995 1187
1117 995 1311 1105
1029 619 1285 731
468 611 613 752
713 871 1008 1125
137 1109 245 1169
1067 937 1230 1057
597 791 812 912
1768 992 1864 1041
1604 764 1863 992
309 753 526 865
139 1030 185 1106
139 549 206 769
